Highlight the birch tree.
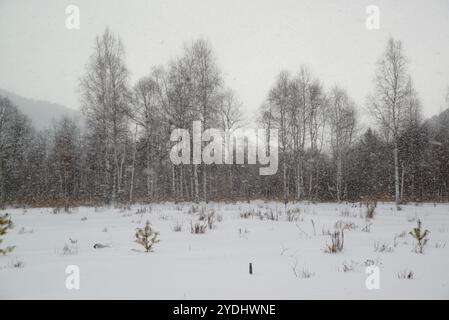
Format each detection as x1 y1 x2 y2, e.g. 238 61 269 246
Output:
189 39 222 203
267 71 291 204
79 28 131 204
306 80 327 200
328 86 357 202
289 67 312 200
218 89 244 195
131 73 167 201
369 37 416 206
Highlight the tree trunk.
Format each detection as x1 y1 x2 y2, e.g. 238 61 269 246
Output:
203 164 208 203
146 150 151 203
228 166 233 197
194 164 199 203
296 153 302 201
180 166 184 201
400 162 405 202
172 165 177 203
336 154 342 202
394 144 400 206
129 126 138 203
283 156 287 204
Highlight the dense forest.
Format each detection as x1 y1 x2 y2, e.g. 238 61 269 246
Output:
0 28 448 207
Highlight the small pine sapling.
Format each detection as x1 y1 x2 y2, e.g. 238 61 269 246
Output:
135 220 160 252
0 213 15 255
409 219 430 254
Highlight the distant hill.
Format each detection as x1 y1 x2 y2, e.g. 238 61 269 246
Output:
0 88 79 129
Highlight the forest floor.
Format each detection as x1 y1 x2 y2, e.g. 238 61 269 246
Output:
1 201 448 299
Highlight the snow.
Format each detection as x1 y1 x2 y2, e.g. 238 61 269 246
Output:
1 201 448 299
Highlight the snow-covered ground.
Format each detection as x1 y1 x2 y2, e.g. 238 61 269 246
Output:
1 201 448 299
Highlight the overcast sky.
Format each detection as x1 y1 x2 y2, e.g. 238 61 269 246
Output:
1 0 448 125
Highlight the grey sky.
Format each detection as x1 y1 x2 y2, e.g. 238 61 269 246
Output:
0 0 448 126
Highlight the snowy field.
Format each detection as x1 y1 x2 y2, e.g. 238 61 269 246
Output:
1 201 448 299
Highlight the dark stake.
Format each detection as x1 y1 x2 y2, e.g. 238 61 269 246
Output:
249 262 253 275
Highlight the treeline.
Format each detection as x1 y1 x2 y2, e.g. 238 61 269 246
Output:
0 29 448 207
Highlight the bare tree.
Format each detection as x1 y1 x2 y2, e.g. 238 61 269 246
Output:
368 37 417 206
188 38 223 203
289 66 312 200
165 53 197 202
306 80 327 200
267 71 291 204
79 28 131 204
218 89 245 195
328 86 357 202
131 72 168 201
